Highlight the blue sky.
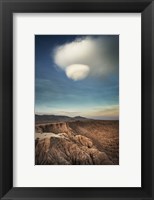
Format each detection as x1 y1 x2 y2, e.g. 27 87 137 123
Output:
35 35 119 119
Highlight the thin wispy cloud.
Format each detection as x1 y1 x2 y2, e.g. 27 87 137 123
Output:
87 105 119 118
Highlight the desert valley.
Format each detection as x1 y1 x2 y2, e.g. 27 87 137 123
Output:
35 115 119 165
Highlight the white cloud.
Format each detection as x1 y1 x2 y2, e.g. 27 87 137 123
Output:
53 36 118 80
66 64 90 81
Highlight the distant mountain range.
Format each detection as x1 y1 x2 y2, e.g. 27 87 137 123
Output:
35 114 88 124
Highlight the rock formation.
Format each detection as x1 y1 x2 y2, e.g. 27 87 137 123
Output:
35 120 119 165
35 132 113 165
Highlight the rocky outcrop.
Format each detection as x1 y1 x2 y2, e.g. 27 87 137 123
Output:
35 132 113 165
35 120 119 165
35 122 70 134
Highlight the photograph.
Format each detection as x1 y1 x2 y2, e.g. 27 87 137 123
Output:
35 35 119 165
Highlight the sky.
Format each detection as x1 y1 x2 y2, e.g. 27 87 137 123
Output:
35 35 119 120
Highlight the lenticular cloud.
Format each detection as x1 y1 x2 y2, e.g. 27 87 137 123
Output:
66 64 90 81
53 36 118 81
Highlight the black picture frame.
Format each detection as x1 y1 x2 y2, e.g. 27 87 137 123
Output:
0 0 154 199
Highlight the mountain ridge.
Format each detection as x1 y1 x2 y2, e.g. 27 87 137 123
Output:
35 114 89 124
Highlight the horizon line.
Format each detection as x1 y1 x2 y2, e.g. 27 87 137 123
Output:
35 113 119 120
